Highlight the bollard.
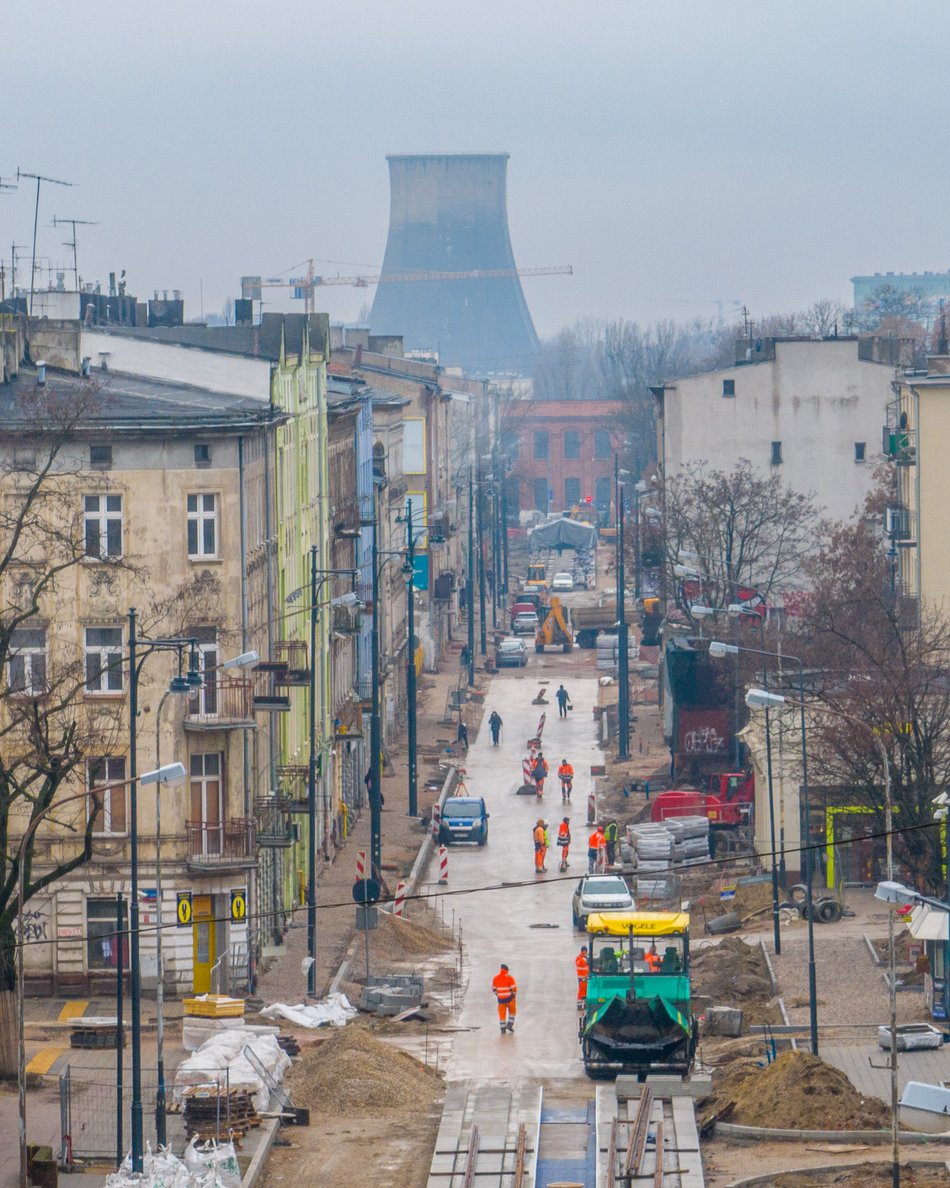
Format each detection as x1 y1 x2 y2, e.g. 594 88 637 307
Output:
393 881 408 917
432 804 442 842
355 849 367 881
438 845 449 884
587 791 596 825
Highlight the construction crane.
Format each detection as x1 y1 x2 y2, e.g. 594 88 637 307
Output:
241 259 573 314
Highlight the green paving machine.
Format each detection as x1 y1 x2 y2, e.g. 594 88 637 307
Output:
579 911 698 1080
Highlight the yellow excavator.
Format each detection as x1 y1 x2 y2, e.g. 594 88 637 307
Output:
535 596 573 653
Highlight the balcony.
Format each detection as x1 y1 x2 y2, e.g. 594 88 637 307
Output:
882 425 917 466
333 604 362 634
184 678 256 731
274 640 310 685
254 797 298 847
185 818 256 871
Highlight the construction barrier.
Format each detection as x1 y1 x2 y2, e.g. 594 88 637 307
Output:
355 849 367 881
431 804 442 841
393 881 408 918
438 845 448 884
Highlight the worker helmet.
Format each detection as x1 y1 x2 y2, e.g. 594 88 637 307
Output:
500 963 509 971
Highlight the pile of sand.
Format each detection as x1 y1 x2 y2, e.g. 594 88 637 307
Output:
701 1051 890 1133
692 936 772 1002
369 909 453 962
288 1022 443 1116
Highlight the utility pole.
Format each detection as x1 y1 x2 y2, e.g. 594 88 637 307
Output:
17 169 73 314
477 464 487 656
306 546 318 996
467 467 475 687
405 498 419 818
53 215 97 290
370 488 383 875
616 458 631 760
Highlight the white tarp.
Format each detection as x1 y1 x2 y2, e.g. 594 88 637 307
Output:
173 1030 291 1112
106 1139 240 1188
260 992 356 1029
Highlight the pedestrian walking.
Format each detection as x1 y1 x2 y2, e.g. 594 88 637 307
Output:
555 684 572 719
604 819 619 867
557 816 571 871
457 719 469 754
488 710 503 746
557 758 574 801
533 818 548 874
492 963 517 1034
575 945 589 1008
587 824 606 874
531 751 548 799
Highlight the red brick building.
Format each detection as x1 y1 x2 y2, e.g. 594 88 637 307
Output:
508 398 626 521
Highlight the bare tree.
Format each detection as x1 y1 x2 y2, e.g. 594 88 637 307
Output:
662 460 820 622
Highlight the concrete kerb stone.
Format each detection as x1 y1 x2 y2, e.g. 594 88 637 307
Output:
715 1122 950 1144
724 1159 950 1187
241 1117 280 1188
328 765 459 998
759 939 778 996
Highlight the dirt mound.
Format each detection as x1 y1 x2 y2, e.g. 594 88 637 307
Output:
369 909 453 961
771 1164 950 1187
701 1051 890 1132
692 936 772 1002
288 1021 443 1116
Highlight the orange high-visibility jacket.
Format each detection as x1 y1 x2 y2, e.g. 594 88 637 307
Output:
533 824 547 848
557 822 571 846
575 952 589 980
588 828 605 850
492 969 517 1001
558 763 574 781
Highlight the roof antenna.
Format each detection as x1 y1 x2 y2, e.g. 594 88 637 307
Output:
17 168 73 314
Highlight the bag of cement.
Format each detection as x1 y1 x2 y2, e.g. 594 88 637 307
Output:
183 1138 241 1188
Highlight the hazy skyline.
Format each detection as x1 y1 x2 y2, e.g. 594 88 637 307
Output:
4 1 948 341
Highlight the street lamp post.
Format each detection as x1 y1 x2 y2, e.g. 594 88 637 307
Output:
477 463 487 658
710 639 818 1054
751 689 900 1188
467 467 475 687
615 459 630 761
17 765 185 1188
404 499 419 819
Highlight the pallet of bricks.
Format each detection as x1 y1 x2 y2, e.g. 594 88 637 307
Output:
628 816 709 906
181 1084 261 1146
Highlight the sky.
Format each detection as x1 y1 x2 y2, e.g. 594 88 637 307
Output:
3 1 949 340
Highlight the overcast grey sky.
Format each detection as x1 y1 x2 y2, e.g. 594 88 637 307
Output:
4 1 947 338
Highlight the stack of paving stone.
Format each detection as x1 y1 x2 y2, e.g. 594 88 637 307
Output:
629 824 675 903
664 816 710 866
359 973 425 1017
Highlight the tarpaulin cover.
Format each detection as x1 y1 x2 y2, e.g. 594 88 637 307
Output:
529 518 597 551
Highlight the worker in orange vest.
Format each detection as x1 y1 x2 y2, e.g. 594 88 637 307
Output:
645 942 662 973
533 818 548 873
557 817 571 871
575 945 589 1008
587 824 606 874
492 963 517 1033
558 759 574 802
532 752 549 799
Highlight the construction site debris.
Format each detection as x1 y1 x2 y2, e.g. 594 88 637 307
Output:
692 936 773 1005
260 993 356 1029
767 1163 950 1187
368 908 453 961
700 1051 890 1133
286 1021 443 1116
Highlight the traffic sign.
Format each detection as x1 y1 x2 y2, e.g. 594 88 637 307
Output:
352 877 381 906
176 892 193 927
230 888 247 922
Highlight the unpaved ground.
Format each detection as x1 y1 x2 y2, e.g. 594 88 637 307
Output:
703 1144 950 1188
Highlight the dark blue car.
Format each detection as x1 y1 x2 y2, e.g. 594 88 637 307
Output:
438 796 489 846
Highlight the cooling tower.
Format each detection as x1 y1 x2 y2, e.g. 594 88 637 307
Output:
369 154 540 374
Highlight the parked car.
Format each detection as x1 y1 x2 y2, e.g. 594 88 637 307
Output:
438 796 489 845
551 571 575 592
510 601 538 630
512 611 540 635
515 591 547 614
495 637 528 667
572 874 635 930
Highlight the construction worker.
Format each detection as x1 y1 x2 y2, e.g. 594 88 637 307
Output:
492 963 517 1034
457 719 469 754
558 758 574 802
532 751 549 799
556 684 571 719
604 819 619 866
587 824 606 874
557 817 571 871
488 710 503 746
645 942 662 974
575 945 589 1008
533 818 548 873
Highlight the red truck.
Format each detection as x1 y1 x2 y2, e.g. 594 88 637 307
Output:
650 771 754 831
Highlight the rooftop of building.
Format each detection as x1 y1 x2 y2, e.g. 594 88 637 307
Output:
93 312 329 362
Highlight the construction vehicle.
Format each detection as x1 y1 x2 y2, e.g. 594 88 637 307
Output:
640 596 662 647
571 604 617 648
579 911 698 1080
535 596 573 653
524 562 547 591
650 771 755 834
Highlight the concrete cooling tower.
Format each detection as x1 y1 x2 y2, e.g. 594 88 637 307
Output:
369 153 540 374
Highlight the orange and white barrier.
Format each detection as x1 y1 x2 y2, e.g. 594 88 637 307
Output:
438 845 449 884
393 881 408 917
355 848 367 881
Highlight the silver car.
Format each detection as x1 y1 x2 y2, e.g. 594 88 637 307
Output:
512 611 539 635
572 875 634 930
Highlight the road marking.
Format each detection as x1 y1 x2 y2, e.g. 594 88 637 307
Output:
26 1046 66 1074
57 999 89 1022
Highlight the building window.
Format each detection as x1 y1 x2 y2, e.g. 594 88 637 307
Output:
533 431 549 460
565 477 581 506
87 896 127 970
90 444 113 468
770 441 783 466
190 752 223 856
188 636 219 718
564 430 581 460
84 626 124 693
723 379 736 398
88 756 128 835
187 493 218 557
855 441 866 463
84 494 123 559
8 626 47 694
533 477 549 512
594 429 612 460
194 444 212 467
595 475 612 510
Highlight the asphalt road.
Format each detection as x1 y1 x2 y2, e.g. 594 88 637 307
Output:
441 664 602 1082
